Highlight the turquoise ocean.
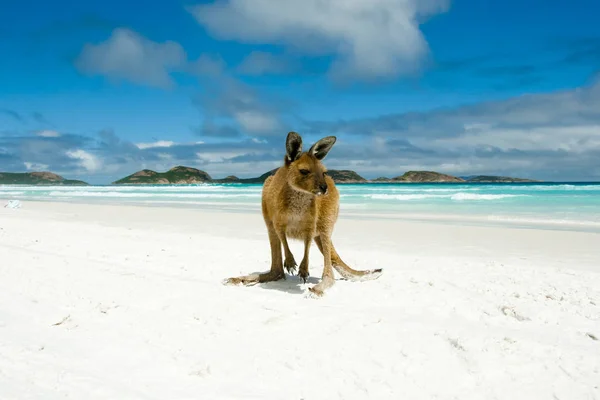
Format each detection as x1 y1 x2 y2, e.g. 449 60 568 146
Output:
1 182 599 232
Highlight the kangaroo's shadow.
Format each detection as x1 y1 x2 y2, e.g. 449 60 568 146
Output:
244 272 321 295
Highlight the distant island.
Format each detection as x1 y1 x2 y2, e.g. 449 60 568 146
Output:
113 166 369 185
113 166 213 184
324 170 367 184
0 167 541 186
374 171 465 183
0 172 88 185
461 175 540 183
112 167 540 185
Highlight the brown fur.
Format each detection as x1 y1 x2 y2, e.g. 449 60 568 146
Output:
224 132 383 297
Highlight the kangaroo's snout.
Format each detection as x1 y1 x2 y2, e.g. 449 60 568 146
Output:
313 182 328 196
319 183 328 195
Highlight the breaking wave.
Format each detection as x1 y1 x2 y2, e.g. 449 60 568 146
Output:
368 193 526 201
47 191 261 199
450 193 524 201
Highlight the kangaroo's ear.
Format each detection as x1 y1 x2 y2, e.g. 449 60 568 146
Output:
285 131 303 163
309 136 336 160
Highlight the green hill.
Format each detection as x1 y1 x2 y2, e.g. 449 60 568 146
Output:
327 170 367 183
212 175 241 183
0 172 88 185
465 175 541 183
113 166 212 184
391 171 465 183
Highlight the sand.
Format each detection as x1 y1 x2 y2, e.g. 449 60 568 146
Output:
1 200 599 399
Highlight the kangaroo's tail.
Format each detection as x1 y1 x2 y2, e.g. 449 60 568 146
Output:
314 236 383 281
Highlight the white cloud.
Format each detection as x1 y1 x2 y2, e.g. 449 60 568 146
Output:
234 110 279 133
428 125 600 154
187 54 226 76
195 74 286 136
76 28 186 88
189 0 449 80
135 140 175 150
36 130 61 138
196 151 244 163
4 77 600 182
237 51 293 75
303 79 600 180
24 162 49 171
66 149 102 172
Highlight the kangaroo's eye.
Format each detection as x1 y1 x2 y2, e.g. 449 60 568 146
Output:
299 169 310 176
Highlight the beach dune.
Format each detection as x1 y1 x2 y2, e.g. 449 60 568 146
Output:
1 201 599 399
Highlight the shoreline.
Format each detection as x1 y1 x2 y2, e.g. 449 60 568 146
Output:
3 196 600 233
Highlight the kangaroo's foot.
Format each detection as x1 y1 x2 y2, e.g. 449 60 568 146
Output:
224 270 285 286
284 257 297 275
298 259 309 283
334 266 383 282
307 276 334 297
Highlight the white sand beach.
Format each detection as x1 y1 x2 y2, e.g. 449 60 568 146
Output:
1 200 599 400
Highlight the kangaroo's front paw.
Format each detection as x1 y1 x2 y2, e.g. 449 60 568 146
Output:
284 258 297 274
298 261 309 283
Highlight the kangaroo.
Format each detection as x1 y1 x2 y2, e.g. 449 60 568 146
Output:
225 131 383 297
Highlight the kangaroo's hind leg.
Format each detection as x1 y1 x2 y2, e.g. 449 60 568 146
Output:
314 236 383 281
308 234 335 297
224 221 285 286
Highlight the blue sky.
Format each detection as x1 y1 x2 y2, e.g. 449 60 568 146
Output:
1 0 600 183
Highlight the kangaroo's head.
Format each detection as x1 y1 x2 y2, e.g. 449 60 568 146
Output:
284 131 336 196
